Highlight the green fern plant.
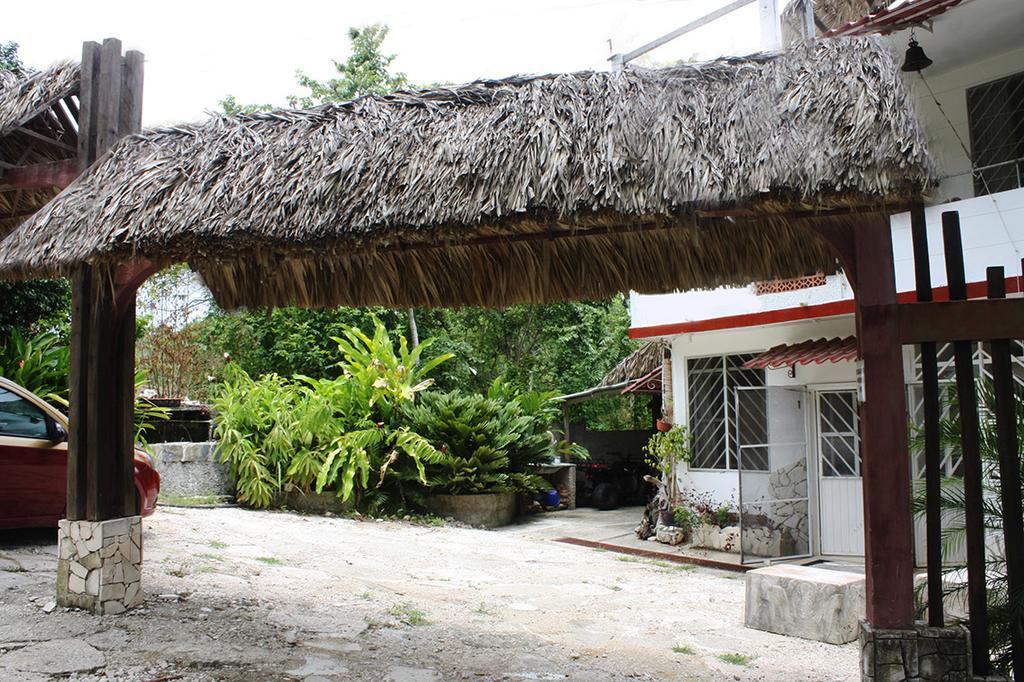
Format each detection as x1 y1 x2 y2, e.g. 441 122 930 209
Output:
0 329 70 400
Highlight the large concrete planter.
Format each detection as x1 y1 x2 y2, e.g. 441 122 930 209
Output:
425 492 517 528
273 490 350 515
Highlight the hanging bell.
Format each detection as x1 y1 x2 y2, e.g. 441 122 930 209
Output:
901 37 933 72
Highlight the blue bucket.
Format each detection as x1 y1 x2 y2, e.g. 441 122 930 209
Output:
544 489 561 508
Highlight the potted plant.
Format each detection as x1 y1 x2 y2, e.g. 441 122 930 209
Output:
644 425 691 515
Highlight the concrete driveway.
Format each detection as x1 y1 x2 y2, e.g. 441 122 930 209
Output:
0 507 857 681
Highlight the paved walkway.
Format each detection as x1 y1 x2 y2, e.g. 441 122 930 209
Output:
0 507 858 681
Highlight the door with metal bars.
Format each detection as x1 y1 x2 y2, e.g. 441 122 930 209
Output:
734 386 812 564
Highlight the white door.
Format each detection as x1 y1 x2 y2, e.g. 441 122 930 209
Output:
816 390 864 556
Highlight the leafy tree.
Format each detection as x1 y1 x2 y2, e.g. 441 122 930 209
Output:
1 41 23 71
288 24 408 107
218 94 273 115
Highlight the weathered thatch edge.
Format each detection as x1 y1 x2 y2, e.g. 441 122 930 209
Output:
0 37 934 309
0 61 80 137
600 340 668 387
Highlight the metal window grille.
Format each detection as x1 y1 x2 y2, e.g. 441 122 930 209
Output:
967 70 1024 196
687 353 766 470
818 390 860 477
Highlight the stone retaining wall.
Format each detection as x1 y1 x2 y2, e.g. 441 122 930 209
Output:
148 441 233 502
859 621 976 682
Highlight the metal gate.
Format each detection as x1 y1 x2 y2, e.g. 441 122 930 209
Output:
734 386 813 564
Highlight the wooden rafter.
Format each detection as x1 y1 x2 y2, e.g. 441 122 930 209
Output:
12 126 77 153
0 159 79 190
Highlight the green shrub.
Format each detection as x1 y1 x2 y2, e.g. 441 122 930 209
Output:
673 505 697 531
0 329 168 448
0 329 70 401
214 318 452 512
645 425 691 475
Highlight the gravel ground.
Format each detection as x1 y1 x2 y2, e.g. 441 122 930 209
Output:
0 506 858 681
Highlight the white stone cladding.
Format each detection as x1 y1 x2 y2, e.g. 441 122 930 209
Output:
57 516 143 615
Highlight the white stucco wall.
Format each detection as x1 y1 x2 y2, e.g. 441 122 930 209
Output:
670 315 857 508
906 43 1024 203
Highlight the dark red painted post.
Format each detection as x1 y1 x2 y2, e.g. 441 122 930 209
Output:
910 206 944 626
987 266 1024 680
854 214 915 628
942 212 990 675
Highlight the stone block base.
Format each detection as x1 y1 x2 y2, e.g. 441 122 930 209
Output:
745 564 865 644
860 621 972 682
57 516 143 615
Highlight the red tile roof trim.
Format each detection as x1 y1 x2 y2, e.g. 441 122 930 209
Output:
742 336 859 369
825 0 965 37
628 276 1021 339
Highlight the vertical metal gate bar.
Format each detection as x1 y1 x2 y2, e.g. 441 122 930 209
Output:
735 387 747 565
987 266 1024 680
942 211 990 674
911 205 944 626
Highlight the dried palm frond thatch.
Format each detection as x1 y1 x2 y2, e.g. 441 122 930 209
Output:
0 62 81 238
0 37 932 310
782 0 878 43
599 340 668 387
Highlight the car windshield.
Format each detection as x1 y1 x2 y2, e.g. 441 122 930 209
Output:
0 387 50 439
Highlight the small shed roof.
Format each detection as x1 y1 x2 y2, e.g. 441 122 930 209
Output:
0 37 933 310
599 340 668 387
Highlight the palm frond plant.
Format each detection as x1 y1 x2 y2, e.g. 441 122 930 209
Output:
0 328 70 400
910 380 1024 676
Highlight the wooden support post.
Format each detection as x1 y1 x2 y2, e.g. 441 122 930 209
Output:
941 211 990 675
854 214 915 628
987 266 1024 680
65 38 146 523
910 206 944 626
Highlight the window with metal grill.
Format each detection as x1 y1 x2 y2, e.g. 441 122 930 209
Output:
686 353 767 470
967 70 1024 196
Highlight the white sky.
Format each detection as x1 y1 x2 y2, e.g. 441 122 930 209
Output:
5 0 770 127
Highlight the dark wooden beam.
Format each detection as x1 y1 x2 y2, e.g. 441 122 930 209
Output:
12 126 77 153
943 211 990 675
988 266 1024 681
854 212 915 629
66 38 147 523
895 299 1024 343
0 159 79 190
910 205 944 628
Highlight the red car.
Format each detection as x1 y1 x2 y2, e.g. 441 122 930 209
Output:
0 377 159 529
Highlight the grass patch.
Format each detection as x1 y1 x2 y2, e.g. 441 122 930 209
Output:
255 556 283 566
209 540 228 550
388 603 429 626
166 565 188 578
717 653 753 667
672 644 695 655
195 564 216 574
195 552 223 562
472 601 491 615
615 555 643 563
358 591 374 601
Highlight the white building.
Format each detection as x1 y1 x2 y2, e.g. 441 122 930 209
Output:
628 0 1024 563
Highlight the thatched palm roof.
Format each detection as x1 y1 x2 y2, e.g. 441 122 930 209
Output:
0 37 932 310
0 62 81 237
599 340 668 387
782 0 878 42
